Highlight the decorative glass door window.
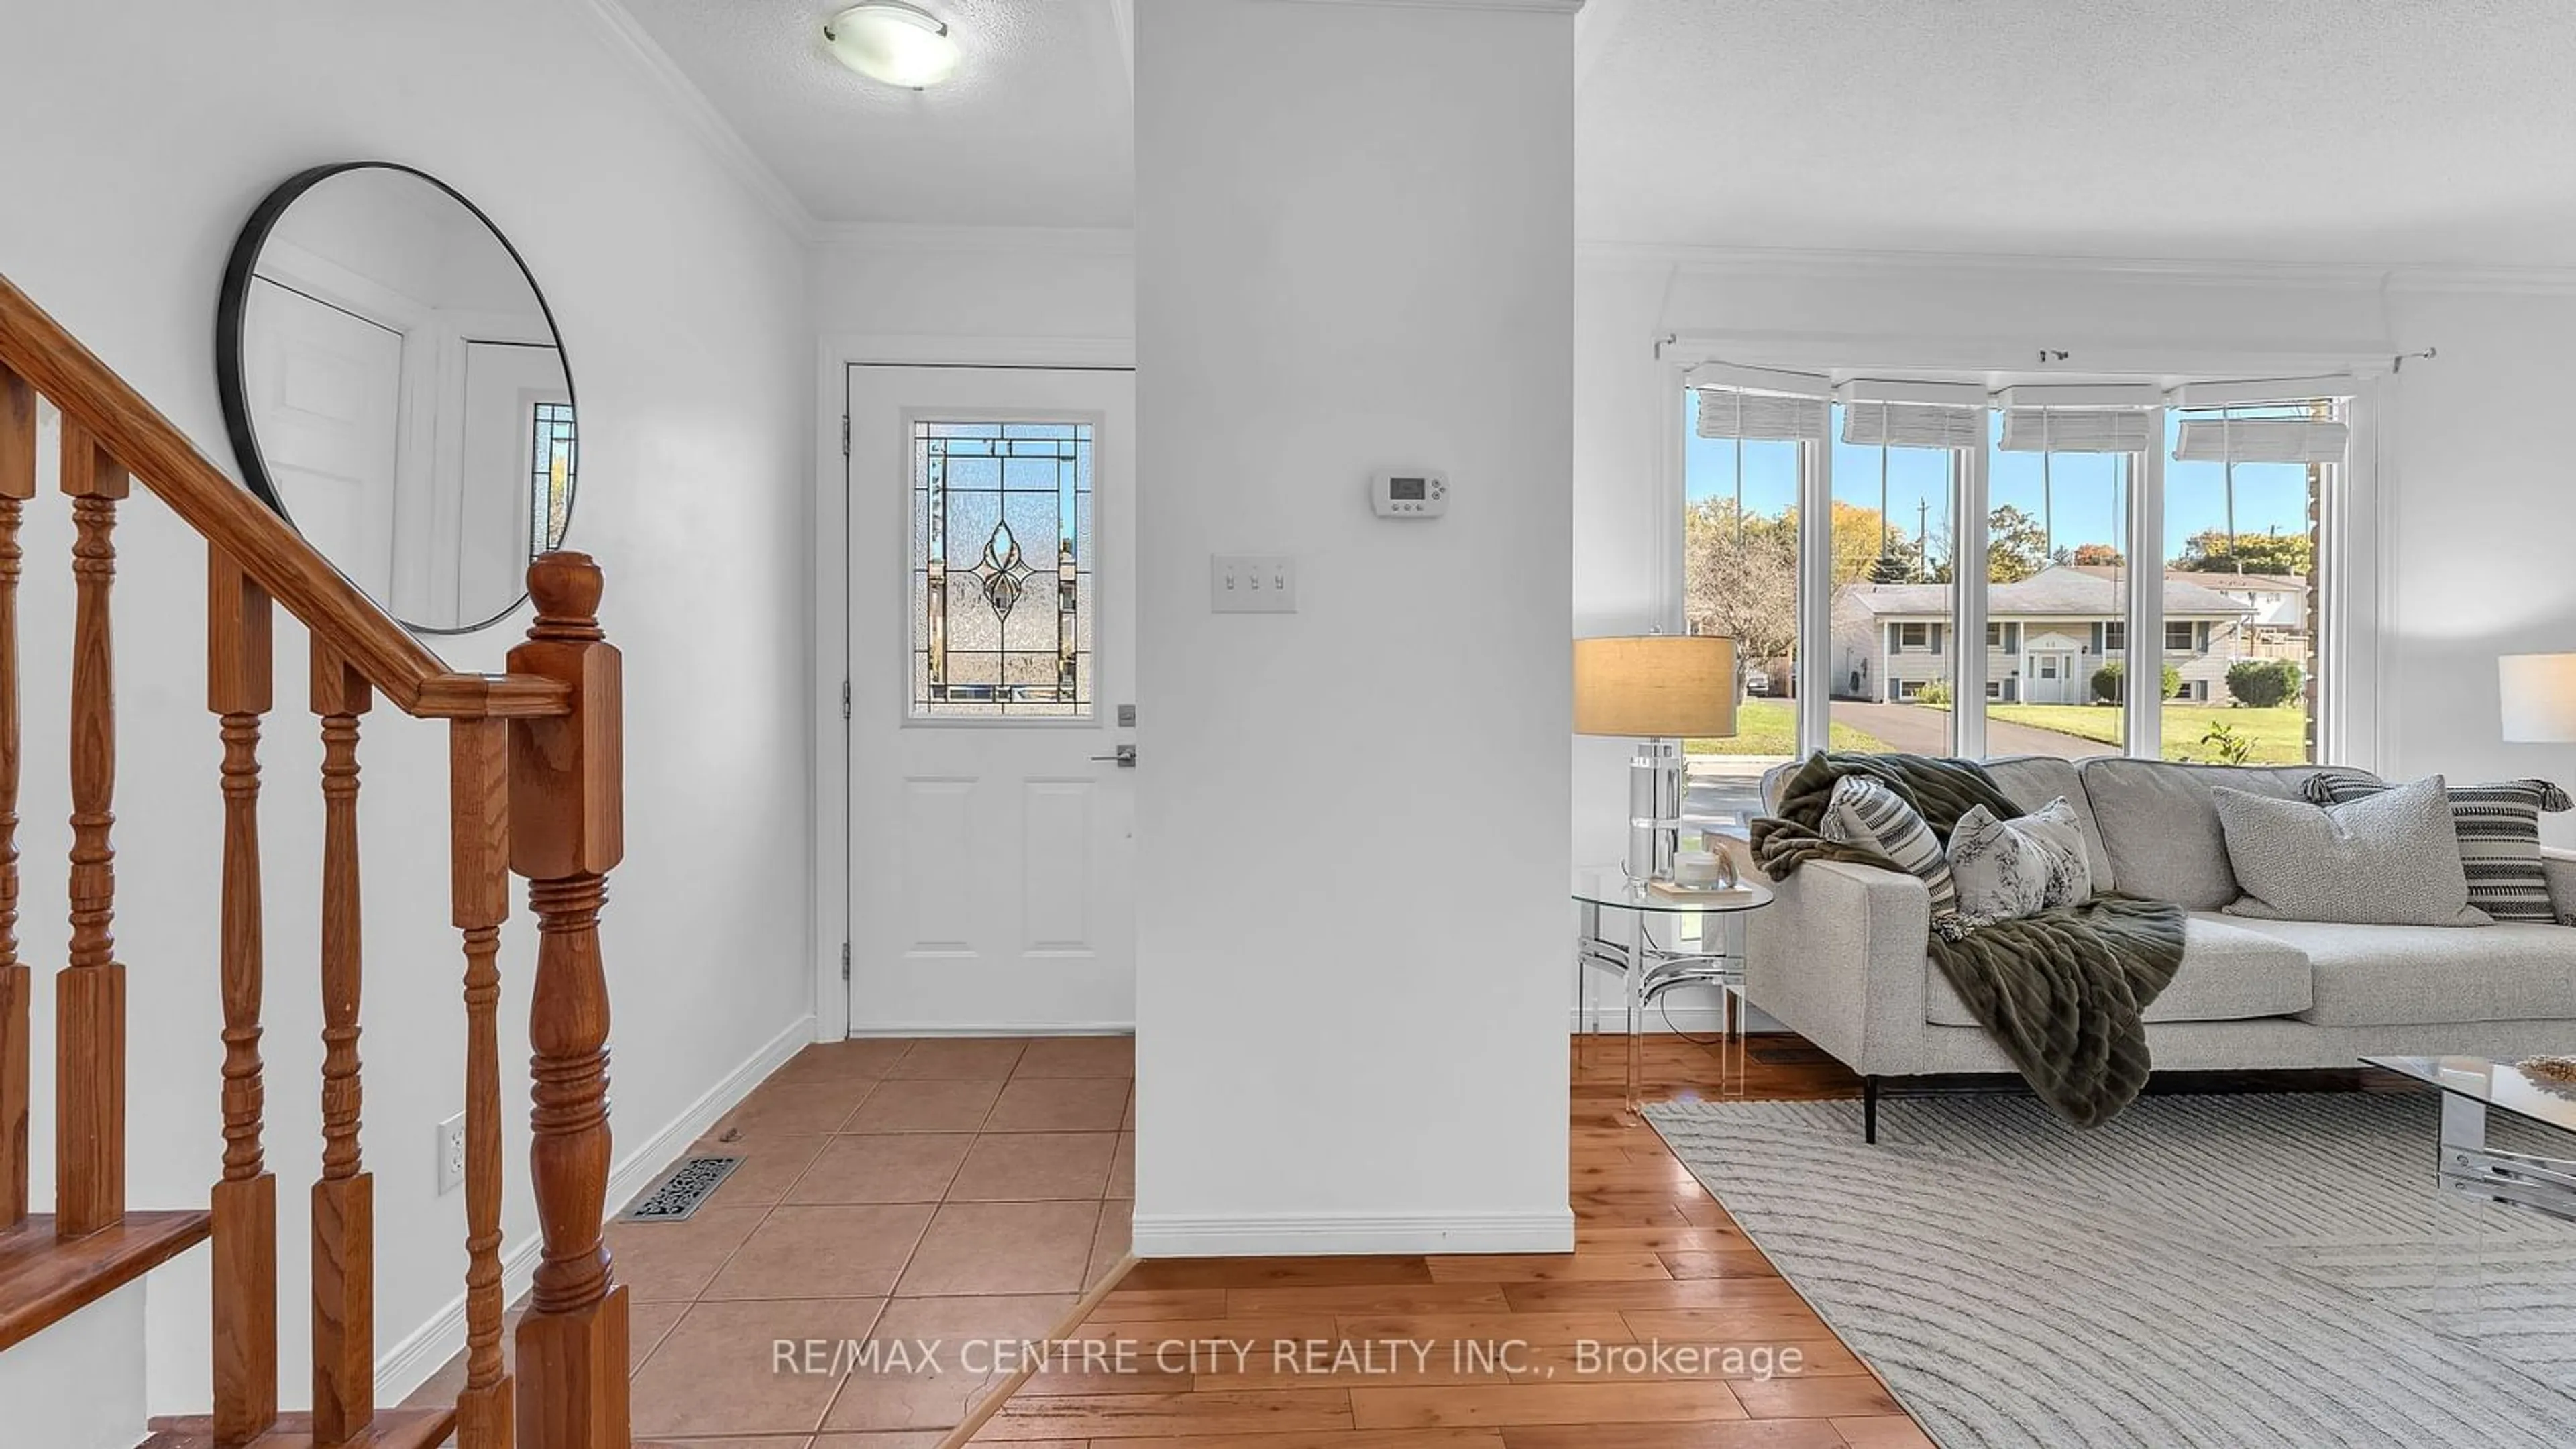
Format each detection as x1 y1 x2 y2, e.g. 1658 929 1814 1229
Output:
529 400 576 555
910 419 1094 718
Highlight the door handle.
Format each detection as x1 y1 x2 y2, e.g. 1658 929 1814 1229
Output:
1091 744 1137 767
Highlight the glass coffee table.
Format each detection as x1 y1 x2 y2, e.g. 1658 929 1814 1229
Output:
2362 1055 2576 1223
1573 866 1772 1116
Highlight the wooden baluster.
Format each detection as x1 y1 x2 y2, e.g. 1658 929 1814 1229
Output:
0 363 29 1230
58 421 125 1238
311 646 372 1442
451 718 513 1449
209 549 277 1444
509 553 627 1449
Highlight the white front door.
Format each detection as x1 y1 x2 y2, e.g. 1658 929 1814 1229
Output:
846 365 1137 1032
2030 651 2076 704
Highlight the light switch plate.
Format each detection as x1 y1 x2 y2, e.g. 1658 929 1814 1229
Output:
1212 555 1297 613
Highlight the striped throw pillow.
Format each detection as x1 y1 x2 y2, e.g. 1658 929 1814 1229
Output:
2305 774 2572 924
1821 775 1957 912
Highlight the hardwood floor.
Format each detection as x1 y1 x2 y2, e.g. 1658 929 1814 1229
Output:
971 1034 1934 1448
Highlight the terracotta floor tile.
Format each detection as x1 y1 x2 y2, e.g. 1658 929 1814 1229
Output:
629 1299 689 1373
844 1077 1004 1134
629 1297 883 1438
1108 1132 1134 1198
888 1038 1028 1079
1089 1198 1132 1285
1012 1036 1134 1078
984 1076 1130 1132
812 1433 950 1446
771 1038 915 1083
898 1201 1102 1295
703 1203 938 1301
789 1133 976 1203
947 1132 1118 1201
698 1133 828 1210
1122 1087 1137 1130
605 1205 766 1303
822 1294 1081 1434
877 1291 1081 1340
637 1437 810 1448
718 1077 879 1136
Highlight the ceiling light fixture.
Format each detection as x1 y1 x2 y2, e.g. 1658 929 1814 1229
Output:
822 2 960 90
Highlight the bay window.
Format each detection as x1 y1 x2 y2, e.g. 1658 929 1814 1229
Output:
1675 366 2353 770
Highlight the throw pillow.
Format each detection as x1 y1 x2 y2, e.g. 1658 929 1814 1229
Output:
1947 796 2092 922
2304 774 2572 924
1820 774 1957 912
2216 775 2489 926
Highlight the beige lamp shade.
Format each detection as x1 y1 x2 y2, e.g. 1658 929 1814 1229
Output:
1573 635 1738 738
2502 653 2576 743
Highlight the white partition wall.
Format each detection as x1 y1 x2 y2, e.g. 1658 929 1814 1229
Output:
1134 0 1577 1254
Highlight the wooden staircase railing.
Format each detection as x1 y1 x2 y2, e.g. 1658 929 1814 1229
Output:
0 271 631 1449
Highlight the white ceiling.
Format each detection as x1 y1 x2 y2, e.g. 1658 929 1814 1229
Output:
608 0 2576 268
608 0 1134 229
1578 0 2576 266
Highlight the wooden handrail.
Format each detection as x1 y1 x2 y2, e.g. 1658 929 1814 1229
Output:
0 275 568 722
0 269 629 1448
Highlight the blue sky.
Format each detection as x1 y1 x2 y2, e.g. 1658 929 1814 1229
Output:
1684 394 2313 566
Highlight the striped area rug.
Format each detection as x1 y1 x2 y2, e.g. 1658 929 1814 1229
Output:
1646 1092 2576 1448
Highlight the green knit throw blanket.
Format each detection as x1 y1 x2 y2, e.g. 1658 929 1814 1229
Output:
1752 751 2186 1128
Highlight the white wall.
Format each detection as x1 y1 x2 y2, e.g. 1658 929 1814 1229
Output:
810 227 1137 342
1572 254 2576 847
2379 288 2576 843
1132 0 1575 1255
0 0 815 1424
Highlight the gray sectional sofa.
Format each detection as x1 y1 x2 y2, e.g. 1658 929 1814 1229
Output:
1747 756 2576 1112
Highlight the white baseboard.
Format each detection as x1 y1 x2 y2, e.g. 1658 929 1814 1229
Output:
374 1013 816 1403
1131 1208 1575 1258
847 1022 1134 1036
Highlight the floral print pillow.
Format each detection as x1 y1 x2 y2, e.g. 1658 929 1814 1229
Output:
1946 796 2092 924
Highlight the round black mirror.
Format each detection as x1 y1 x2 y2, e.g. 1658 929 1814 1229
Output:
218 162 576 634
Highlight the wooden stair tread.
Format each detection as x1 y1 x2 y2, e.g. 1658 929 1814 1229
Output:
0 1210 211 1352
140 1407 458 1449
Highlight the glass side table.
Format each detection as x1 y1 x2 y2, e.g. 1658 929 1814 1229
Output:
1572 866 1773 1116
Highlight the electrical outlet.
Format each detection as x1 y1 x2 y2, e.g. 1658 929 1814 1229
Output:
437 1112 466 1195
1211 554 1296 613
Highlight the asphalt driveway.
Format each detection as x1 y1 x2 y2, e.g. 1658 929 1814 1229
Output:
1831 701 2106 762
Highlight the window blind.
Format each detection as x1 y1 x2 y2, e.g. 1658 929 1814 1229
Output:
2172 417 2349 465
1998 408 2153 454
1841 400 1983 449
1696 388 1828 443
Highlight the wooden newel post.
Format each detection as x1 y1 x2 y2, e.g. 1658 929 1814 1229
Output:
508 552 627 1449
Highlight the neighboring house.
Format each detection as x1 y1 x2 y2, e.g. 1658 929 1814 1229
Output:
1828 564 2259 704
2200 570 2309 662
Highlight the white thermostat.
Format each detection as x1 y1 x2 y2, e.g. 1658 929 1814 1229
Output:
1371 471 1448 518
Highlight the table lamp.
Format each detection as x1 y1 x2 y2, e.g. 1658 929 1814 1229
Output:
2502 653 2576 741
1574 635 1738 884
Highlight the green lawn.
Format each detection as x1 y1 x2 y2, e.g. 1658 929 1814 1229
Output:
1986 704 2309 763
1686 697 1888 755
